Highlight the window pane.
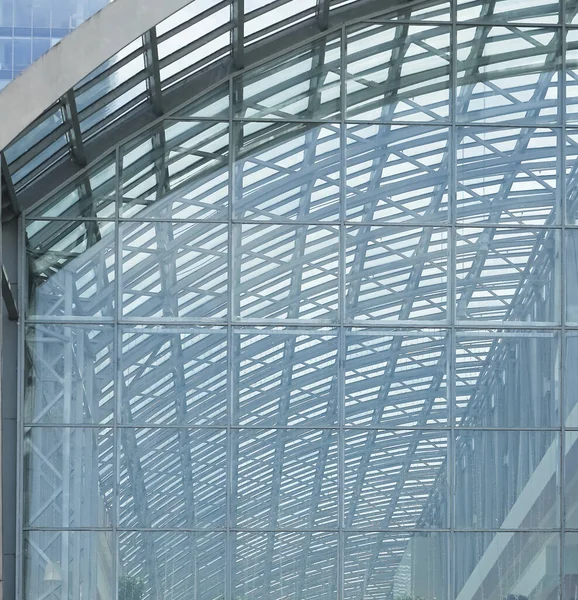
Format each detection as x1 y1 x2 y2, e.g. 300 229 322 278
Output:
121 121 229 220
120 326 227 425
233 429 338 529
565 230 578 324
234 33 340 121
454 430 560 529
456 26 559 124
24 531 113 600
27 220 115 319
565 333 578 427
118 428 226 529
233 329 338 426
346 226 448 322
121 221 228 320
344 329 448 427
346 23 450 122
456 330 560 428
457 126 559 225
457 0 560 23
234 122 341 221
236 224 339 321
24 427 113 528
234 532 338 600
25 324 114 425
566 434 578 528
118 531 225 600
346 124 450 224
456 227 559 323
344 532 449 600
344 430 449 529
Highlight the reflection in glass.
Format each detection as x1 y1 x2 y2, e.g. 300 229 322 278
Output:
25 324 114 425
344 430 449 529
346 124 450 223
234 532 338 600
344 532 449 600
120 326 227 425
118 428 226 529
454 430 559 530
456 331 559 428
566 230 578 323
24 428 113 528
457 0 560 23
27 220 115 319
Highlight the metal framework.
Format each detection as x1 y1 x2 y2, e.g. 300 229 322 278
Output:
3 0 578 599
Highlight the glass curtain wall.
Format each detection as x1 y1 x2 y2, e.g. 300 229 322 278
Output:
19 0 578 598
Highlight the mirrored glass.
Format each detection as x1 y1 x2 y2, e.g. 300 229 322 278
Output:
344 532 449 600
564 532 578 599
344 430 449 529
456 330 560 428
454 430 560 529
568 0 578 23
174 82 229 120
121 121 229 220
233 329 338 426
344 329 448 427
456 26 560 124
234 32 340 120
457 0 561 23
566 129 578 223
346 23 450 122
567 30 578 123
456 227 559 323
346 226 448 323
233 428 338 529
454 532 559 600
121 221 228 320
118 428 226 529
26 220 115 319
565 229 578 324
23 531 113 600
566 433 578 527
346 124 450 224
120 326 227 425
118 531 226 600
24 427 113 528
234 532 338 600
236 224 339 321
565 333 578 427
234 122 341 221
457 126 559 225
25 324 114 425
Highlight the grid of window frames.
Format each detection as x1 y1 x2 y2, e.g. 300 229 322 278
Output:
20 0 578 598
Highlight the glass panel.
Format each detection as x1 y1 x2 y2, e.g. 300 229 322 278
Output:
346 226 448 323
568 0 578 23
233 329 338 426
120 326 227 425
25 324 114 425
344 329 448 427
456 227 559 323
454 430 560 529
454 532 560 600
118 428 226 529
566 433 578 528
234 532 338 600
567 29 578 123
565 333 578 427
456 26 560 125
346 124 450 224
380 0 451 21
457 0 561 23
23 531 113 600
121 121 229 220
456 330 560 428
566 129 578 223
346 23 450 122
344 430 449 529
27 220 115 319
121 221 228 320
234 122 341 221
24 427 113 528
118 531 226 600
28 153 116 220
566 230 578 324
174 82 229 119
457 126 559 225
344 532 449 600
233 429 338 528
564 532 578 599
234 32 340 121
236 224 339 321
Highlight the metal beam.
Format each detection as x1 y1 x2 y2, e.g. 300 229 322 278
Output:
143 28 164 116
61 89 87 167
1 267 18 321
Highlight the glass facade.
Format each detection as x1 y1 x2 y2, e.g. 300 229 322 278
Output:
0 0 108 89
16 0 578 599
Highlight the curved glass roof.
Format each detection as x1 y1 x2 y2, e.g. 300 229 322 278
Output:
13 0 578 599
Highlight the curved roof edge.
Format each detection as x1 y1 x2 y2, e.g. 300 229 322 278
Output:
0 0 194 151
